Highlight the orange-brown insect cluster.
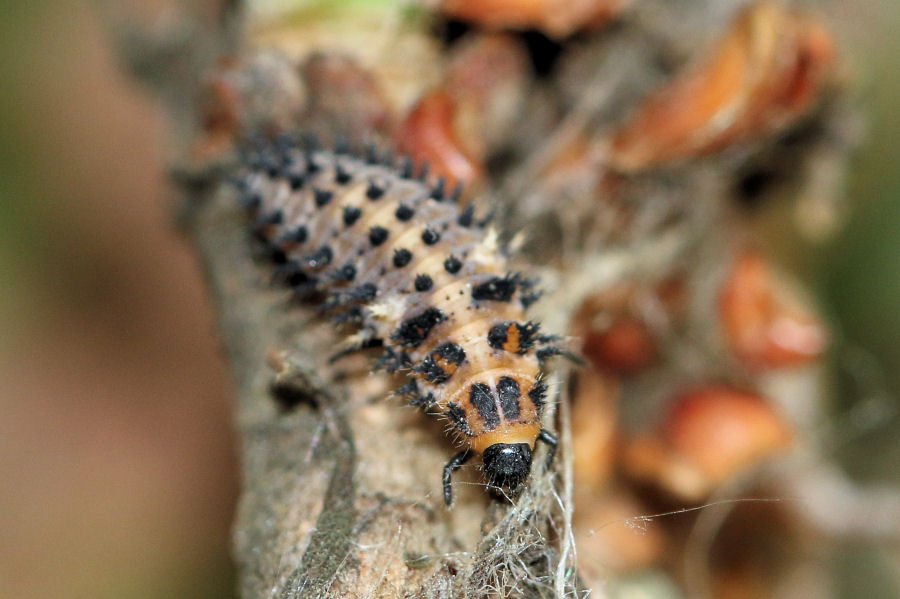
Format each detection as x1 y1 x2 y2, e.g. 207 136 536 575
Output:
236 135 559 504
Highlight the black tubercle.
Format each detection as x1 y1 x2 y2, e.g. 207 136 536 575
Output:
482 443 532 491
342 206 362 226
334 264 356 282
395 204 414 221
305 246 333 269
314 188 333 207
457 205 475 228
335 163 352 184
444 255 462 274
391 307 446 348
472 274 519 303
393 248 413 268
414 274 433 292
399 156 414 179
288 173 305 190
369 226 389 246
430 177 445 200
279 225 308 245
421 228 441 245
366 181 385 200
413 342 466 384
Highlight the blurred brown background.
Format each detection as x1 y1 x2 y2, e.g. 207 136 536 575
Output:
0 1 898 598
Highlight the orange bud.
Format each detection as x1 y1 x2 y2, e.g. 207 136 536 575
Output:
583 316 657 375
571 371 618 490
624 385 793 500
719 249 828 369
396 90 483 191
574 491 665 577
609 1 836 172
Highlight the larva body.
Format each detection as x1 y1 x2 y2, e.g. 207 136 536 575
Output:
236 136 558 504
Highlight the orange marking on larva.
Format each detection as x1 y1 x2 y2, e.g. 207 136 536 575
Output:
503 323 521 353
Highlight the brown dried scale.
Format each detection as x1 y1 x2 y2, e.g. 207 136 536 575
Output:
235 134 559 505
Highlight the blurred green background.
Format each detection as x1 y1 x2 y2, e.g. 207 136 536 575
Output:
0 1 898 598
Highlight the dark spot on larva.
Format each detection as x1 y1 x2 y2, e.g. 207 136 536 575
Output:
469 383 499 430
457 205 475 228
430 177 445 200
528 379 547 411
435 342 466 366
392 307 446 348
282 225 308 244
342 205 361 226
472 275 518 303
444 255 462 274
369 226 389 246
421 228 440 245
305 246 333 269
335 164 352 184
366 181 385 200
446 403 472 436
487 321 540 354
413 342 466 384
350 282 378 302
393 248 413 268
288 173 305 190
399 157 414 179
487 323 509 351
267 244 287 264
497 377 521 420
414 274 433 292
314 188 333 207
364 143 379 165
336 264 356 282
395 204 414 221
256 209 283 227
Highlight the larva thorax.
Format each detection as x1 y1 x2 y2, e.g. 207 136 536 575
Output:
237 136 557 503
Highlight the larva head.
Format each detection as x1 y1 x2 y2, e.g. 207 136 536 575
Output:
482 442 533 493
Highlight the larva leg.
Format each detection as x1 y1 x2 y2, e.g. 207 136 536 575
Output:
442 449 473 506
537 429 558 468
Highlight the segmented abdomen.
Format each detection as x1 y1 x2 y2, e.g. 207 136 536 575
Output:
237 136 549 453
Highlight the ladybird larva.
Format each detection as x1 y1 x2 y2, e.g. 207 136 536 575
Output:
235 134 559 505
